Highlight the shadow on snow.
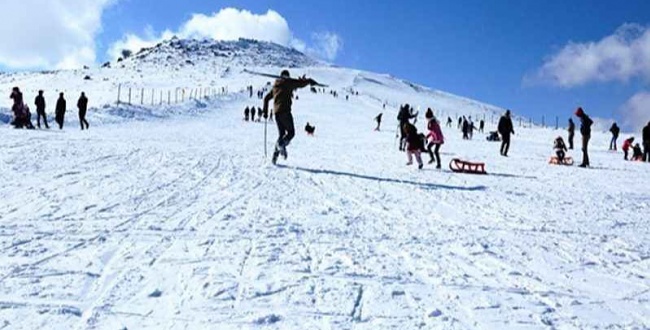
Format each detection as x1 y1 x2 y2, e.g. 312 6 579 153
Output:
276 165 487 191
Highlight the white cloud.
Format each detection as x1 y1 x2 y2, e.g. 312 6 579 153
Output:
528 24 650 87
0 0 115 70
108 8 343 62
619 91 650 132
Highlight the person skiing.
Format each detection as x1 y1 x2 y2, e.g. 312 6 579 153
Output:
55 92 66 130
77 92 89 130
632 143 643 161
609 122 620 151
397 104 417 151
575 107 593 168
34 90 49 129
568 118 576 150
403 122 424 169
244 107 250 121
554 136 568 164
622 137 634 161
263 69 317 164
498 110 514 156
643 122 650 162
426 115 444 169
374 113 383 131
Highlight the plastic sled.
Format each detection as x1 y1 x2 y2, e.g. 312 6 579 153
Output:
549 156 574 166
449 158 487 174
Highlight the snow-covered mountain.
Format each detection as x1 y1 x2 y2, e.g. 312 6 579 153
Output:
1 38 649 330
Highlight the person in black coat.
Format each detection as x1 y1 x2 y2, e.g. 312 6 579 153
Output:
575 107 593 167
643 121 650 162
498 110 514 156
397 104 417 151
55 92 66 130
374 113 383 131
609 122 620 151
77 92 89 130
568 118 576 149
244 107 250 121
34 90 49 129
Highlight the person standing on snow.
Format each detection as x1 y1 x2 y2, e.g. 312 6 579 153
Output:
244 107 250 121
609 122 620 151
77 92 89 130
426 115 444 169
34 90 49 129
575 107 593 168
55 92 66 130
622 137 634 161
403 122 424 169
498 110 514 156
397 104 417 151
568 118 576 150
374 113 383 131
263 70 317 164
643 122 650 162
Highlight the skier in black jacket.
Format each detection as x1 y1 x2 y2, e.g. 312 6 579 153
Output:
575 107 593 167
35 90 49 129
498 110 515 156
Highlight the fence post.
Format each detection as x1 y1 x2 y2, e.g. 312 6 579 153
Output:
175 89 178 103
117 84 121 105
168 90 171 105
128 88 132 104
140 88 144 105
151 89 154 105
529 118 532 128
542 115 545 128
555 116 559 130
160 90 163 105
182 89 185 102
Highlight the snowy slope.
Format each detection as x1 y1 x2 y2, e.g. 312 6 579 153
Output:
1 39 649 330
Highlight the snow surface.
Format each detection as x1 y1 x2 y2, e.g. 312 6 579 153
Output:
1 40 649 329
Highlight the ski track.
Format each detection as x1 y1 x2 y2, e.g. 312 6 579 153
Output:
0 81 649 329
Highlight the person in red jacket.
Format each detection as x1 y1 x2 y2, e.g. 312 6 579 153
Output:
426 115 444 169
622 137 634 161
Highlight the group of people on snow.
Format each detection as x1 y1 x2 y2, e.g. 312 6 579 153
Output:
243 106 269 122
395 105 445 169
9 87 90 130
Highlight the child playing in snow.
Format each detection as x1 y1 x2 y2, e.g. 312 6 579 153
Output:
554 136 568 163
403 122 424 169
622 137 634 161
632 143 643 161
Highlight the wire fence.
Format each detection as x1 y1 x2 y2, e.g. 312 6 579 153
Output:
115 84 231 106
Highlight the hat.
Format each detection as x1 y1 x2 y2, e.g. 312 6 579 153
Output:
280 70 290 78
575 107 584 116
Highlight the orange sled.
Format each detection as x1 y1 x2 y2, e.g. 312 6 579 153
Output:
549 156 574 166
449 158 487 174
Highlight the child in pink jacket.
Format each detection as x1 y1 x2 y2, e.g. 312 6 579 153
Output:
426 116 445 169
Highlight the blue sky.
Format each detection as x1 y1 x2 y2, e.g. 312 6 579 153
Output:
3 0 650 130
